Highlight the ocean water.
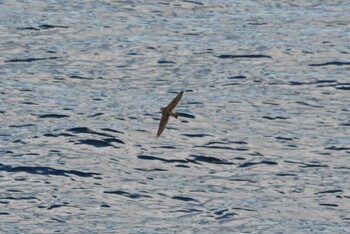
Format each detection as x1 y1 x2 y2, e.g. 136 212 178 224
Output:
0 0 350 233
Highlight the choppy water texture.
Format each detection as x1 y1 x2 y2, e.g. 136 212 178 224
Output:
1 0 350 233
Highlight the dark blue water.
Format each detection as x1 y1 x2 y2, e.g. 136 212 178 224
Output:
1 1 350 233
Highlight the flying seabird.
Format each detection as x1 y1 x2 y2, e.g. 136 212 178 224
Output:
157 90 184 137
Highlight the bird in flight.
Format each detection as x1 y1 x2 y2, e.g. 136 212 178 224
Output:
157 90 184 137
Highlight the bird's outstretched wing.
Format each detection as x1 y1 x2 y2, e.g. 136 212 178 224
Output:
157 112 170 137
166 90 184 111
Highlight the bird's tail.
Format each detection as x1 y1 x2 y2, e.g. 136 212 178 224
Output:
170 112 178 119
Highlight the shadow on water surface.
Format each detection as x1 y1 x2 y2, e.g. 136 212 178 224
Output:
0 163 101 178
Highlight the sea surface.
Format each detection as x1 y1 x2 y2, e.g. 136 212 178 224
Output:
1 0 350 233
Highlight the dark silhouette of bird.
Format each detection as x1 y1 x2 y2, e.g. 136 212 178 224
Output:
157 90 184 137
